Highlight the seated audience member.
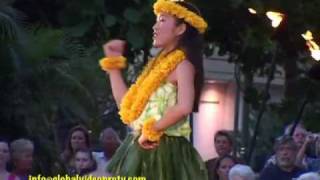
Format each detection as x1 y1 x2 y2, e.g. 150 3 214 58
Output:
296 133 320 172
206 130 238 180
265 123 314 170
297 172 320 180
288 123 320 171
260 136 306 180
60 125 91 174
0 138 18 180
74 149 97 176
10 138 34 180
212 155 237 180
228 164 255 180
93 128 121 173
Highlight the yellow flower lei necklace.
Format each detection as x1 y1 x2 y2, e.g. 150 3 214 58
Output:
119 49 186 125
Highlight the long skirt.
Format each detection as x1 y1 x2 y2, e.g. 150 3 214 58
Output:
107 133 208 180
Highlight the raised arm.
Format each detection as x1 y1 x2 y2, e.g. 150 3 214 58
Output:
102 40 128 107
295 135 313 168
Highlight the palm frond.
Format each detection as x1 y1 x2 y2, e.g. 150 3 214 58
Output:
0 10 19 41
0 4 25 42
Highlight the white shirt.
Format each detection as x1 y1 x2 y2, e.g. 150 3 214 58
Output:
92 152 110 172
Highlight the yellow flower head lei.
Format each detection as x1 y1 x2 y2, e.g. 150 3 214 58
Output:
119 49 186 125
153 0 208 34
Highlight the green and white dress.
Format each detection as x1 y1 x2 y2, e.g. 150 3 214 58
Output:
107 82 208 180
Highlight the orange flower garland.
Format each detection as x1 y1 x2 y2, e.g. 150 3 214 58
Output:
99 56 127 70
119 49 185 125
142 117 164 142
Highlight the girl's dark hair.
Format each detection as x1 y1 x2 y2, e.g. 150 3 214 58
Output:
175 2 204 112
61 125 91 164
213 155 237 180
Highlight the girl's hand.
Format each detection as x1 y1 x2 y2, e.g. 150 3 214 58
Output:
102 39 126 74
103 39 126 57
138 133 159 150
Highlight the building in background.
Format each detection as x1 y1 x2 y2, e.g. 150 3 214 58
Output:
193 52 285 161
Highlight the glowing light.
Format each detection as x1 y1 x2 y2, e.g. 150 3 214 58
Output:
302 30 313 41
266 11 284 28
248 8 257 14
302 31 320 61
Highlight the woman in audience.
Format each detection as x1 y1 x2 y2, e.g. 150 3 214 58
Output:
10 138 34 180
60 125 91 173
0 138 18 180
213 155 237 180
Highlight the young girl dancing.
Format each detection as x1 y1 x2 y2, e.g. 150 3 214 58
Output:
99 0 208 179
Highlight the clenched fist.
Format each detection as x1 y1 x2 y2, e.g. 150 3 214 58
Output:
103 39 126 57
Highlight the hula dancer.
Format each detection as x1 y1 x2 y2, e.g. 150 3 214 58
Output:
99 0 208 179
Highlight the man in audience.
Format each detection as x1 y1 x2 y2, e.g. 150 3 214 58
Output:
296 131 320 172
265 123 318 170
206 130 237 180
285 123 307 149
93 128 121 174
260 136 305 180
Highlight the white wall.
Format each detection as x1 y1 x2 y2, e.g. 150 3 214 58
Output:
193 82 236 161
